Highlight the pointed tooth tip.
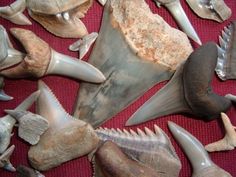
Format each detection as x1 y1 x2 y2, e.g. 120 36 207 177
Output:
0 90 14 101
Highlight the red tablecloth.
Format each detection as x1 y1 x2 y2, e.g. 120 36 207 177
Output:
0 0 236 177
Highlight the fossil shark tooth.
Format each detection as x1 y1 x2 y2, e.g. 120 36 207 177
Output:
168 121 232 177
28 81 99 171
0 90 40 154
5 110 49 145
26 0 93 38
0 0 31 25
0 145 16 172
69 32 98 60
95 125 181 177
97 0 107 6
17 165 45 177
73 0 193 128
205 113 236 152
154 0 201 45
93 141 160 177
186 0 232 23
0 28 105 83
126 42 231 126
215 22 236 81
0 77 13 101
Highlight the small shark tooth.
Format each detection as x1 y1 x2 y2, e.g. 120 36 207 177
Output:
0 0 31 25
205 113 236 152
168 121 232 177
0 145 16 172
186 0 232 23
28 81 99 171
0 28 105 83
16 165 45 177
97 0 107 6
154 0 201 45
69 32 98 59
93 141 160 177
215 21 236 80
0 91 40 154
0 77 13 101
95 125 181 177
126 42 231 126
5 110 49 145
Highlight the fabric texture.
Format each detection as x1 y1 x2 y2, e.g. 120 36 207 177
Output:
0 0 236 177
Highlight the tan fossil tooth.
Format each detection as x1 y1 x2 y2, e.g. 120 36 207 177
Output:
0 0 31 25
154 0 201 45
0 91 40 154
168 121 232 177
0 28 105 83
0 77 13 101
186 0 232 23
73 0 193 128
0 145 16 172
16 165 45 177
126 42 231 126
69 32 98 59
28 81 99 171
205 113 236 152
93 141 160 177
5 110 49 145
95 125 181 177
26 0 93 38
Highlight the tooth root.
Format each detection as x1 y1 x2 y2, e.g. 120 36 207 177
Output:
164 1 201 45
219 36 227 50
0 90 13 101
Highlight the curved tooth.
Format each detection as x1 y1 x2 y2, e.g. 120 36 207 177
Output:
163 0 201 45
0 89 13 101
168 121 214 174
0 0 31 25
0 145 16 172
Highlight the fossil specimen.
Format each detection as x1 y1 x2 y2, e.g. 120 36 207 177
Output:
0 0 31 25
73 0 193 128
97 0 107 6
95 125 181 177
28 81 99 171
168 121 232 177
126 42 231 126
186 0 231 23
17 165 45 177
0 145 16 172
69 32 98 59
0 28 105 83
215 21 236 80
154 0 201 45
5 110 49 145
93 141 160 177
205 113 236 152
0 91 40 154
26 0 93 38
0 77 13 101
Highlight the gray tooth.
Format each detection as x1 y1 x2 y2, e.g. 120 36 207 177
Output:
219 36 227 50
0 89 13 101
222 30 230 42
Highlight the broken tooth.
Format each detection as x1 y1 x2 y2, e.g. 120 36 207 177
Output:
0 145 16 172
0 0 31 25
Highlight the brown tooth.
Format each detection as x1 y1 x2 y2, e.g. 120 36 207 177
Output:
94 141 160 177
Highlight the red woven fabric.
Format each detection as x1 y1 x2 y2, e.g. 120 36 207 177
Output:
0 0 236 177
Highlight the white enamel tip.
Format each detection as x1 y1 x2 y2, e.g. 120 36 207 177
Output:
98 0 107 6
0 90 13 101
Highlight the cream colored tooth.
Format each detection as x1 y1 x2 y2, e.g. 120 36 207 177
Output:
0 145 16 172
130 129 138 137
144 127 155 137
97 0 107 6
69 32 98 60
205 113 236 152
123 129 130 136
0 0 31 25
137 128 146 137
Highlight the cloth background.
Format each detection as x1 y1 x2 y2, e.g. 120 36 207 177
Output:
0 0 236 176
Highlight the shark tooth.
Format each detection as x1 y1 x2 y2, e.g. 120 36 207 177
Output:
0 145 16 172
0 0 32 25
28 81 99 171
0 28 105 83
205 113 236 152
97 0 107 6
26 0 93 38
215 22 236 80
126 42 231 126
5 110 49 145
0 91 40 154
69 32 98 59
154 0 201 45
16 165 45 177
95 125 181 177
168 121 232 177
93 141 160 177
73 0 193 128
0 77 13 101
186 0 232 23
